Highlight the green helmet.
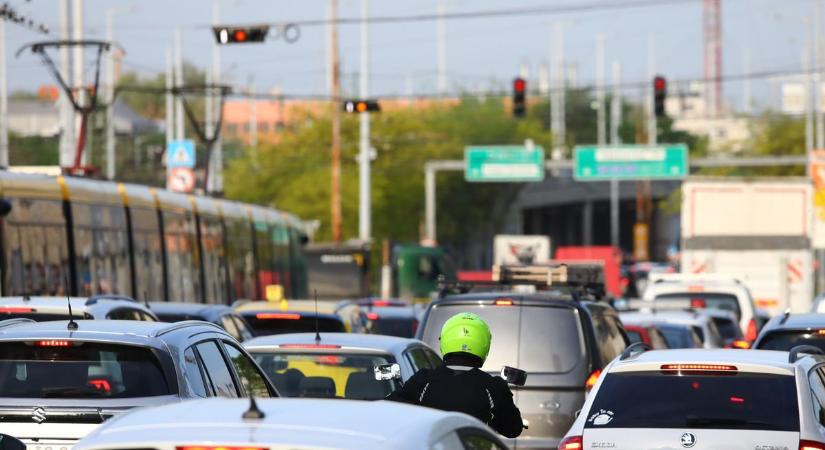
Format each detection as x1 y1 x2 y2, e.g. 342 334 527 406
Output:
439 312 492 361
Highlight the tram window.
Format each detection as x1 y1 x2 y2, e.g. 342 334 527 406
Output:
71 202 130 296
163 210 201 302
199 214 227 304
224 216 255 301
254 221 273 300
130 207 164 301
288 228 308 299
271 224 290 296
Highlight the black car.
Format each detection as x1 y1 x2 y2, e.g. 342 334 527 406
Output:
416 291 629 448
149 302 255 342
753 312 825 351
364 306 421 338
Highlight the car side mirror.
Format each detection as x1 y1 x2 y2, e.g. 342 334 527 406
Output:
0 434 25 450
374 363 401 381
501 366 527 386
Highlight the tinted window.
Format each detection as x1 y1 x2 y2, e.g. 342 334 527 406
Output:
658 324 698 349
654 292 742 321
370 317 418 338
585 372 799 431
0 311 91 322
589 309 627 365
712 317 743 340
232 316 255 341
156 312 202 322
421 304 585 373
757 330 825 352
423 348 443 368
243 313 346 336
809 368 825 426
183 347 208 397
0 341 170 398
107 308 144 321
406 348 434 371
196 341 238 398
625 330 642 344
222 343 272 398
252 352 394 399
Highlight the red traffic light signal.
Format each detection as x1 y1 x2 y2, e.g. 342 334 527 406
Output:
512 77 527 118
653 75 667 117
514 77 526 93
343 99 380 113
213 25 269 44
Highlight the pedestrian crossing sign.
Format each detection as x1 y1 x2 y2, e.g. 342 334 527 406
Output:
167 140 195 169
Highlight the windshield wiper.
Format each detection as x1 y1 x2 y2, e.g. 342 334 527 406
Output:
41 386 106 398
685 416 774 429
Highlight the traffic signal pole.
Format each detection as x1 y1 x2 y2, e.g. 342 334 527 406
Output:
329 0 343 243
358 0 371 242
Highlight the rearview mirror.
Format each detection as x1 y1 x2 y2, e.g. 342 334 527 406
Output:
501 366 527 386
0 434 25 450
374 363 401 381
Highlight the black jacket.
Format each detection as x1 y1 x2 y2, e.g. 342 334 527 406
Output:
388 354 523 438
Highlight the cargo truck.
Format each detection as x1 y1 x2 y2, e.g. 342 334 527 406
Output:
681 178 814 315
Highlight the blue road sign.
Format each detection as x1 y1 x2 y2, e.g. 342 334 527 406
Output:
167 140 196 169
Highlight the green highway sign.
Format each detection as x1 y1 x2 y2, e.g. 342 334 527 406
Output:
465 146 545 182
573 144 689 181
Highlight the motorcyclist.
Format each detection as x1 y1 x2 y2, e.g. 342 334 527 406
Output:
389 312 523 438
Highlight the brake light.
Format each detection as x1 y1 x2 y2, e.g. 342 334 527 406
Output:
495 298 514 306
585 369 601 392
730 339 751 349
816 329 825 336
661 364 738 372
278 344 341 349
558 435 583 450
177 447 268 450
690 298 706 308
0 306 33 313
372 300 390 307
366 312 379 320
799 440 825 450
35 340 71 347
688 285 704 292
256 313 300 320
88 378 111 393
729 396 745 404
745 318 758 342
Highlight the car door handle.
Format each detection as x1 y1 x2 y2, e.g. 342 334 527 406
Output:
540 401 560 410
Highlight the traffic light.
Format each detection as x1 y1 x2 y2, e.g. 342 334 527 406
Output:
513 77 526 118
342 99 380 113
212 25 269 44
653 75 667 117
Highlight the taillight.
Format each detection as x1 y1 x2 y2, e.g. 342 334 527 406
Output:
800 440 825 450
730 339 751 349
661 364 737 372
559 435 583 450
366 312 379 320
690 298 706 308
585 369 601 392
745 318 758 342
494 298 514 306
88 378 111 393
256 313 300 320
0 306 33 313
35 340 72 347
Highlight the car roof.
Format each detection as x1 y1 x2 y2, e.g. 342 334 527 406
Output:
149 302 232 321
619 310 709 326
610 349 797 376
75 398 485 450
364 305 419 318
0 296 150 314
244 332 425 354
235 300 343 314
644 280 749 297
0 319 223 347
764 313 825 331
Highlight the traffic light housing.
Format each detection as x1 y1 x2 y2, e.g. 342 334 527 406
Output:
213 25 269 44
342 99 380 113
653 75 667 117
513 77 526 118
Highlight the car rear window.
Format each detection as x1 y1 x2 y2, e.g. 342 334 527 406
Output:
658 325 698 349
252 351 394 400
370 317 418 338
712 317 743 340
420 303 585 373
242 313 346 336
654 292 742 321
584 371 798 431
625 330 642 344
757 330 825 352
0 308 91 322
0 341 171 398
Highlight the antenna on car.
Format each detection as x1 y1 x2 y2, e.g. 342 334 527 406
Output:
314 289 321 345
242 396 265 420
142 290 150 309
64 274 78 331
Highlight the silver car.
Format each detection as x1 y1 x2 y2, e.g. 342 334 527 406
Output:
561 346 825 449
0 318 276 447
0 295 157 321
244 332 441 399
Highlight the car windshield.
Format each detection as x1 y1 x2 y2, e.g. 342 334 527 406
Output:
654 292 741 321
0 341 171 398
585 371 798 431
420 303 585 373
252 352 394 400
657 324 697 349
243 313 346 336
757 330 825 352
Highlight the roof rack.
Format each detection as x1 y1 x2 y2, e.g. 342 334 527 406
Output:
619 342 652 361
85 294 138 306
0 318 35 330
492 263 604 287
789 344 825 363
152 320 224 337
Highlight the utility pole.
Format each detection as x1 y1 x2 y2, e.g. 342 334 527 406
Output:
550 23 566 160
596 33 606 147
329 0 342 242
0 19 8 169
610 60 622 249
210 1 223 195
806 40 815 156
72 0 85 165
358 0 371 241
104 9 115 180
815 0 824 150
647 33 657 146
248 76 257 156
743 48 752 115
174 28 184 143
538 63 549 96
165 48 173 151
436 0 447 95
59 0 73 169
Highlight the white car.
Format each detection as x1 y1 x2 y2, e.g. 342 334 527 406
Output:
73 397 509 450
643 274 759 341
560 344 825 449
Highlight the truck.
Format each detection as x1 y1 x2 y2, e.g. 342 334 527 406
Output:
681 178 814 316
554 246 623 298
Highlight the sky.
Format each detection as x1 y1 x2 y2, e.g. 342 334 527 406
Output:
2 0 819 111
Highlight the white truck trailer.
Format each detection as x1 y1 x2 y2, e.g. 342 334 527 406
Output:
681 178 814 315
